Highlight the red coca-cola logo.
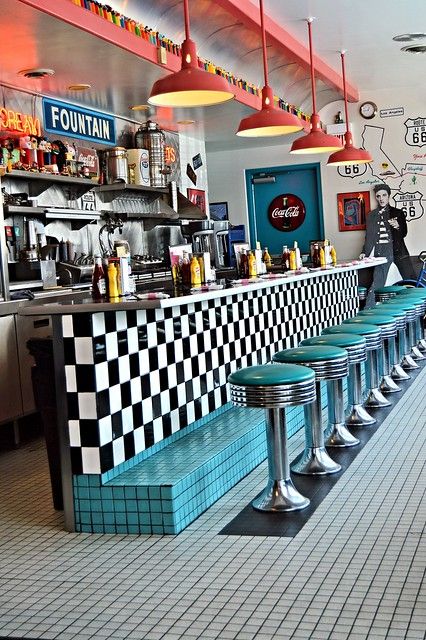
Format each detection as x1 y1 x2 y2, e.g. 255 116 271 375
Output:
267 193 306 231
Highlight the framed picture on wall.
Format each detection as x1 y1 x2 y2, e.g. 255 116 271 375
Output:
337 191 370 231
187 188 206 213
209 201 229 221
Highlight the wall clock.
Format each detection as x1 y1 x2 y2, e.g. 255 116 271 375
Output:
359 101 378 119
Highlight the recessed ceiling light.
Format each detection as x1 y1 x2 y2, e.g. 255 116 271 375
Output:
18 68 55 79
130 104 150 111
177 119 196 125
401 44 426 54
68 83 91 91
393 33 426 42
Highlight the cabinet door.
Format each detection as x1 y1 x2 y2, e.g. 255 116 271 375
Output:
15 315 52 415
0 315 23 422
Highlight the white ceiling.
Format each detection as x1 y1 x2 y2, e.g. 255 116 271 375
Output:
3 0 426 151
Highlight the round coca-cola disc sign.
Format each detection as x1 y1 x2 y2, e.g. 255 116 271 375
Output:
267 193 306 231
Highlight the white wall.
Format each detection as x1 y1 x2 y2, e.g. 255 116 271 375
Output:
207 88 426 260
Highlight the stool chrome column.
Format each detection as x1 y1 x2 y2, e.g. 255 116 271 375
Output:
341 317 390 405
375 303 411 380
397 290 426 354
377 300 414 379
228 363 316 512
301 333 374 432
322 322 384 412
357 312 401 394
273 346 347 475
375 285 407 303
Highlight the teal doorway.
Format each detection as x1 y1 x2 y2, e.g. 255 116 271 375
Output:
245 163 324 255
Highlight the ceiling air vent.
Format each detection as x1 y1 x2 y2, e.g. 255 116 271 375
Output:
401 45 426 54
393 33 426 42
18 68 55 79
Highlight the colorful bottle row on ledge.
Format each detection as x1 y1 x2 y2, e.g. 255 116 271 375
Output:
68 0 308 122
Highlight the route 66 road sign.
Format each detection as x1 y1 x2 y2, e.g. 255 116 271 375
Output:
404 118 426 147
393 191 424 221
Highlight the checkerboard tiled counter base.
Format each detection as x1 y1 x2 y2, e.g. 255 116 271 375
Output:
19 263 378 534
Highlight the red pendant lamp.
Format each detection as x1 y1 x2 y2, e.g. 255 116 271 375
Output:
148 0 235 108
327 51 373 166
290 18 343 154
236 0 303 137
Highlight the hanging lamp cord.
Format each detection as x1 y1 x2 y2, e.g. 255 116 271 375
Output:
307 18 317 114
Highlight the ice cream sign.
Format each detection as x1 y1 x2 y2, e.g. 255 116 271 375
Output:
42 98 116 145
0 108 41 136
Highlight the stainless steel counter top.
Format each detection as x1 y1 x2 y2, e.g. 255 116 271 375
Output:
17 259 386 316
0 287 91 316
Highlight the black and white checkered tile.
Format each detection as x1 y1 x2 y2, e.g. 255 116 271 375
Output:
62 272 358 474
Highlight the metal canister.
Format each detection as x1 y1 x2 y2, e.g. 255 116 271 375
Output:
134 120 166 187
105 147 128 184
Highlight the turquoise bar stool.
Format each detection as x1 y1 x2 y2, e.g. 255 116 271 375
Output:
396 291 426 354
340 318 390 407
358 286 367 309
228 363 316 512
375 285 408 302
273 346 347 475
397 288 426 351
354 312 400 394
369 304 411 380
301 333 374 434
377 300 417 376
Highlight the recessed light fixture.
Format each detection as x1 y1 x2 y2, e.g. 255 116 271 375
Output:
68 83 91 91
18 68 55 79
393 33 426 42
177 119 195 125
130 104 150 111
401 44 426 54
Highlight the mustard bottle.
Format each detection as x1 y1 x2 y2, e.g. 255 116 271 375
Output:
190 255 201 286
330 245 337 266
107 262 119 298
262 247 272 268
248 251 257 277
289 248 297 270
319 246 326 267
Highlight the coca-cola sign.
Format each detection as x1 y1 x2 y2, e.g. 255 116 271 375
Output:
267 193 306 231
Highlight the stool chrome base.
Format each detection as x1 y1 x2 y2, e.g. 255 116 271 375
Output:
364 387 391 408
410 346 426 360
391 363 411 381
380 375 402 393
418 338 426 351
291 447 341 475
325 422 360 447
252 479 310 512
401 354 420 370
345 404 376 427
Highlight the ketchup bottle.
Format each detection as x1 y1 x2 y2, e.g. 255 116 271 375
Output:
92 256 106 300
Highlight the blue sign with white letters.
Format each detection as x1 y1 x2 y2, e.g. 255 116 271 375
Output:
42 98 116 145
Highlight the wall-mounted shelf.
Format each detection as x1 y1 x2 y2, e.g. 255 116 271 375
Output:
3 171 96 197
4 205 101 221
95 183 169 195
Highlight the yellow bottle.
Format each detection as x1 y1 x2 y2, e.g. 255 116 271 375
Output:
248 251 257 277
190 255 201 286
330 245 337 266
107 263 119 298
289 249 297 270
262 247 272 268
319 246 326 267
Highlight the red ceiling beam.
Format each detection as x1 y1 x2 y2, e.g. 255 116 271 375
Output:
214 0 360 103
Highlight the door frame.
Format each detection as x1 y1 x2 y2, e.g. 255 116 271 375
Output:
245 162 325 248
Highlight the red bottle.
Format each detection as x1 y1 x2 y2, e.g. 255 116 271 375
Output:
92 256 106 300
239 249 249 278
281 245 290 271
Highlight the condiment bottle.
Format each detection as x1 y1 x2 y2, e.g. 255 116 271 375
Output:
180 251 191 286
107 262 119 299
92 256 106 300
319 245 326 267
262 247 272 269
239 249 249 278
190 254 201 286
293 241 302 269
248 251 257 277
312 243 320 268
330 244 337 266
281 245 290 271
289 248 297 270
